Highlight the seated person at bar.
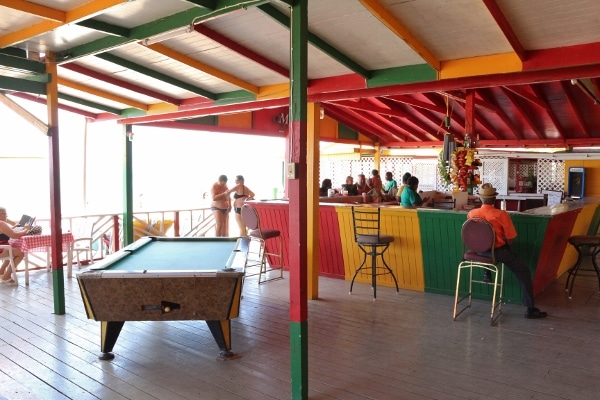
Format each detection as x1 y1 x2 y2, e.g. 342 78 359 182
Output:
341 176 359 196
467 183 547 319
319 179 336 197
383 171 398 199
397 172 412 197
0 206 29 284
367 169 383 196
355 174 369 194
400 176 430 208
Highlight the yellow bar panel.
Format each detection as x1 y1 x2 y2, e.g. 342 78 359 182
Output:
147 43 260 94
440 53 522 79
57 78 149 111
337 206 425 291
0 0 66 21
557 202 600 277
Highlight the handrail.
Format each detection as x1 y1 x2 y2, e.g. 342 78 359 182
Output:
20 207 216 272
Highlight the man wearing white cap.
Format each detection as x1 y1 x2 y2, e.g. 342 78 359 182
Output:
467 183 548 319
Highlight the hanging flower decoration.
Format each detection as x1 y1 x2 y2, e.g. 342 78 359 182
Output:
450 148 480 192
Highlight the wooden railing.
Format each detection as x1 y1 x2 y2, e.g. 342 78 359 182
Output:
20 207 216 271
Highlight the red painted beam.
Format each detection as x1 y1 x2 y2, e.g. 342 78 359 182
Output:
482 0 527 61
194 25 289 78
61 63 182 105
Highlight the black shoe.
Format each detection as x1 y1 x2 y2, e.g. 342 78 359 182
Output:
525 307 548 319
482 271 493 283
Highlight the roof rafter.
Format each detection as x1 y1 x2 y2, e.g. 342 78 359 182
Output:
358 0 440 71
560 80 589 138
0 0 65 22
194 24 289 78
144 43 259 94
258 3 371 78
0 0 127 48
369 97 438 141
60 63 182 106
57 77 149 110
95 53 217 100
500 86 544 139
482 0 527 61
528 83 565 139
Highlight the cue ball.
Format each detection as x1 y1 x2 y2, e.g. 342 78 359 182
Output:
164 306 171 313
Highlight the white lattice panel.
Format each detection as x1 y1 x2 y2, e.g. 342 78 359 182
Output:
537 159 565 192
479 157 508 195
319 154 564 195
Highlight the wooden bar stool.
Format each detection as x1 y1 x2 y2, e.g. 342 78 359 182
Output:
565 235 600 299
453 218 504 326
349 206 399 300
240 204 283 284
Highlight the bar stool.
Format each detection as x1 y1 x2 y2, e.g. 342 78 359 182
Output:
565 235 600 298
240 204 283 284
349 206 399 300
453 218 504 326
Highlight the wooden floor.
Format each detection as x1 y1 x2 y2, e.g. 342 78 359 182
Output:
1 260 600 400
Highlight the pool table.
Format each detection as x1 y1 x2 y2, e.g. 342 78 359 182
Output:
76 236 247 360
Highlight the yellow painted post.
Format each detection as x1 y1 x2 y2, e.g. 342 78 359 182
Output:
307 102 320 299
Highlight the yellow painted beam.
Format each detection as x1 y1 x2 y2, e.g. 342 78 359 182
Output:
359 0 440 71
0 0 65 21
146 43 260 94
147 102 179 114
307 103 321 299
0 0 127 47
440 53 522 79
57 78 149 110
258 83 290 100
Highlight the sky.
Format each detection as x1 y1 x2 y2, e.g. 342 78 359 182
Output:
0 98 286 219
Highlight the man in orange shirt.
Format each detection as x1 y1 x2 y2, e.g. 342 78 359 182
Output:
468 183 547 319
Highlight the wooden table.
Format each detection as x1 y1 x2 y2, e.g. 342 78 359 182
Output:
9 233 74 285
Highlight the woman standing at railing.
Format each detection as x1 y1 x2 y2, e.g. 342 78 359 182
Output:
228 175 255 236
210 175 230 237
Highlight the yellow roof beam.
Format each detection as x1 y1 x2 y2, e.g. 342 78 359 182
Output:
57 77 149 111
0 0 66 21
146 43 260 94
359 0 440 71
0 0 128 47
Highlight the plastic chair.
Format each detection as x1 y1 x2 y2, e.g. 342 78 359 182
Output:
0 245 18 285
240 204 283 284
564 235 600 298
453 218 504 325
350 206 399 300
72 218 96 268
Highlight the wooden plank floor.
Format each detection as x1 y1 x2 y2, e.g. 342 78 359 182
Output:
1 261 600 400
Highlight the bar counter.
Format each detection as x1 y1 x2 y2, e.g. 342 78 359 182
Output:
249 198 600 304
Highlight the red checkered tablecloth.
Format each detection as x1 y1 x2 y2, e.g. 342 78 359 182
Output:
10 233 74 252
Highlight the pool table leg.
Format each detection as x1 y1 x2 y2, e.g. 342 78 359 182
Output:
206 320 237 360
99 321 125 360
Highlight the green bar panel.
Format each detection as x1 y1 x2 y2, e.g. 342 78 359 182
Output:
419 210 549 305
290 321 308 400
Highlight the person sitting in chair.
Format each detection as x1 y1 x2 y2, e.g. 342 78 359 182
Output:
467 183 547 319
0 207 29 284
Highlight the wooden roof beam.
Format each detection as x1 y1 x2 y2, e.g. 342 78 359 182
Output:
482 0 527 61
358 0 440 71
500 86 544 139
561 80 590 138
